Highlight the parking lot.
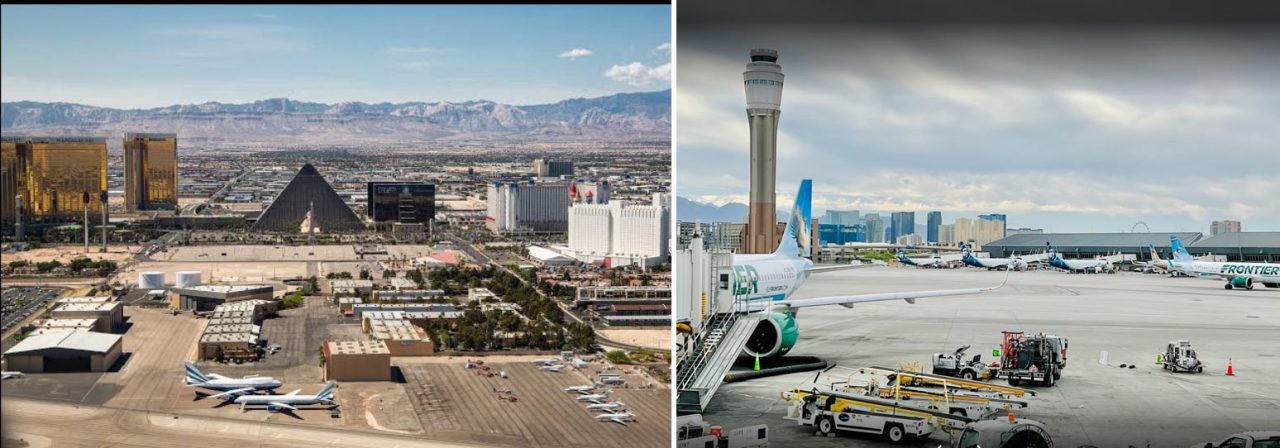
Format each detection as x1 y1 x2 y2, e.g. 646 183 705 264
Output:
1 286 64 337
398 360 670 448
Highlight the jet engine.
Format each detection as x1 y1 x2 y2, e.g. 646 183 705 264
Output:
1228 277 1253 290
742 312 800 358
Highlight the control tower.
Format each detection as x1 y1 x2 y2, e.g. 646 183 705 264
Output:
743 49 784 254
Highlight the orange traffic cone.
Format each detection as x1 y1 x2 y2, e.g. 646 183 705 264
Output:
1226 359 1235 376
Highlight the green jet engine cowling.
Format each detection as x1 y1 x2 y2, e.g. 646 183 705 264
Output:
742 311 800 358
1231 277 1253 288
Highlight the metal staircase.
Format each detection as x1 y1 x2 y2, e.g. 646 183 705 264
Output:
676 310 763 414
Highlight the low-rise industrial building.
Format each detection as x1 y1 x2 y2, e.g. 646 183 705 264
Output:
35 318 99 333
330 279 374 297
351 303 460 319
466 288 500 304
372 289 445 303
324 340 390 381
3 331 123 372
171 284 273 312
50 301 123 332
199 332 259 361
597 303 671 327
367 319 435 356
337 297 363 315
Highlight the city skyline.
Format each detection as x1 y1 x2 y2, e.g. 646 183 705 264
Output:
677 26 1280 233
1 5 671 108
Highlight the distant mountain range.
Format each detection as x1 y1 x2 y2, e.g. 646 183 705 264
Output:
0 90 670 145
676 196 788 224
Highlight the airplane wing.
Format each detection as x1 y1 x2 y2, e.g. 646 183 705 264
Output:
286 389 302 396
206 387 254 400
608 417 629 426
268 401 297 411
206 373 230 381
807 260 886 274
772 270 1009 310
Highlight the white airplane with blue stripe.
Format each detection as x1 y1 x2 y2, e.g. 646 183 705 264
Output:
185 361 282 394
896 248 945 268
1168 235 1280 290
729 180 1007 359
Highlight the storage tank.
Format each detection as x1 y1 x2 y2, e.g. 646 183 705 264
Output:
138 271 165 289
175 271 202 288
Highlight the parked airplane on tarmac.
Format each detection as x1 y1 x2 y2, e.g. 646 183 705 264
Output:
185 361 282 394
565 385 596 394
1169 235 1280 290
960 245 1027 271
577 390 613 403
596 410 637 425
727 180 1006 359
896 249 946 268
539 364 565 372
1046 243 1116 273
208 380 338 412
586 401 626 411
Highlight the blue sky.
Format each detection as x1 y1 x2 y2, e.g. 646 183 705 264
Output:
1 5 671 108
677 26 1280 234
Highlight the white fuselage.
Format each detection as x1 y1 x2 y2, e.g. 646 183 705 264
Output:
1050 257 1112 272
194 377 282 392
1170 260 1280 283
234 393 332 407
962 254 1022 270
728 253 812 310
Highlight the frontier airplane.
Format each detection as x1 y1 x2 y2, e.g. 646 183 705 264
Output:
729 180 1006 359
1169 235 1280 290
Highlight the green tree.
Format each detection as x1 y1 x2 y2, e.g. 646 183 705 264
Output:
382 269 396 278
567 322 596 351
605 350 631 364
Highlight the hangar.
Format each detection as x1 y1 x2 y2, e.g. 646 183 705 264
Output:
983 232 1280 262
3 331 123 373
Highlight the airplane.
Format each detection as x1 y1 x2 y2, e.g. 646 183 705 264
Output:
570 358 590 369
185 361 282 393
208 380 338 413
576 389 613 403
539 364 565 373
896 248 945 268
959 244 1027 271
532 358 560 366
721 180 1006 359
586 401 626 411
595 410 636 425
1046 243 1115 273
1 371 24 380
565 385 596 394
1168 235 1280 290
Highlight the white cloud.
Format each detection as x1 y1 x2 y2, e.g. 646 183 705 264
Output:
558 48 593 60
655 42 671 53
1056 89 1241 131
603 62 671 87
252 13 277 20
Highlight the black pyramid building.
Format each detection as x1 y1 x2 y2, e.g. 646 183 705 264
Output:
251 163 364 233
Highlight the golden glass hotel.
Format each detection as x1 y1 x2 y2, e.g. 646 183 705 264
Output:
2 136 108 224
123 132 178 211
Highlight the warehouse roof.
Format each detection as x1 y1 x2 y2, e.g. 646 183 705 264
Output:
4 331 121 355
1191 232 1280 249
985 232 1204 248
327 340 389 355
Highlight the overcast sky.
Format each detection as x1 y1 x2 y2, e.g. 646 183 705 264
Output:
676 25 1280 233
1 5 671 108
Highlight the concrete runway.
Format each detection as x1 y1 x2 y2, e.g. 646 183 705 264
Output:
703 267 1280 447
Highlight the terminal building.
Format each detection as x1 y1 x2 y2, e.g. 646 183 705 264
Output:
171 284 274 312
3 331 123 373
982 232 1280 262
123 133 178 211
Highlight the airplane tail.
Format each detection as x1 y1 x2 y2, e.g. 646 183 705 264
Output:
961 244 973 259
1148 244 1164 263
1170 235 1193 262
1045 242 1059 260
184 361 209 385
316 381 337 400
773 179 813 259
